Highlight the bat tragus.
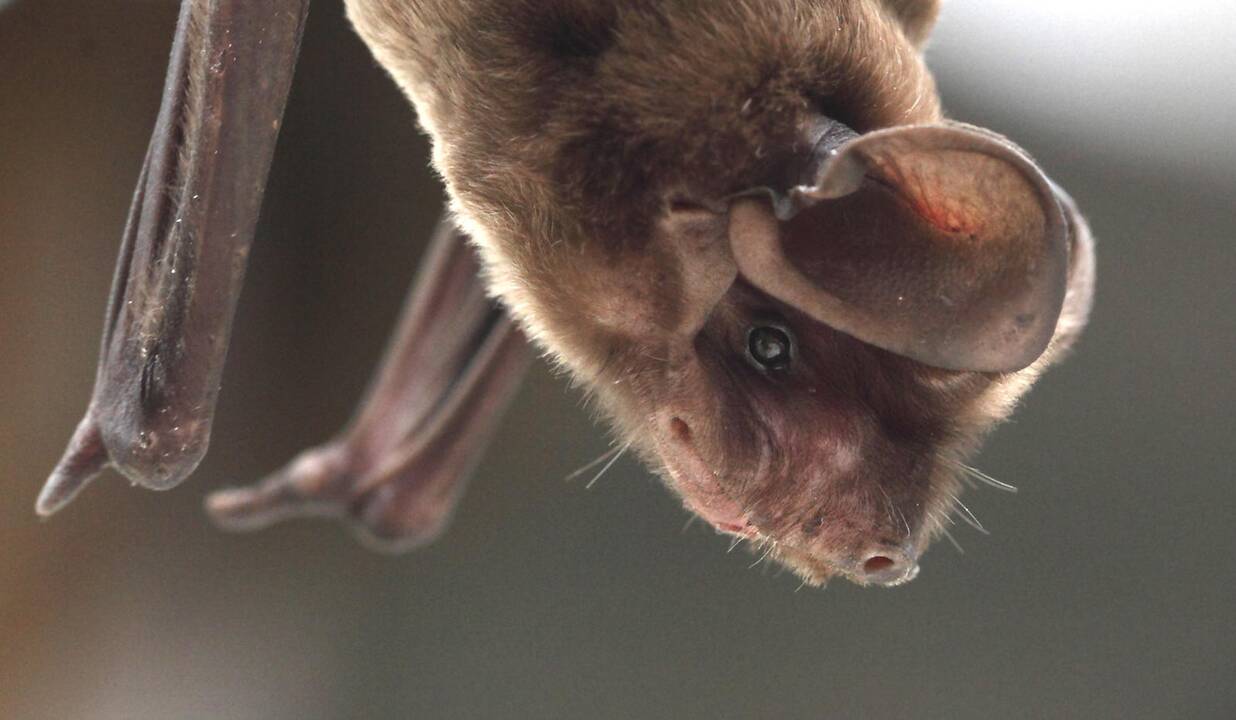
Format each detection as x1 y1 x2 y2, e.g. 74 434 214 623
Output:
38 0 1094 587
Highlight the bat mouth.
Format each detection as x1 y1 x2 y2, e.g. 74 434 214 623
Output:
658 415 755 534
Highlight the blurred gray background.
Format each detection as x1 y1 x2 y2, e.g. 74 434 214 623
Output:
1 1 1232 718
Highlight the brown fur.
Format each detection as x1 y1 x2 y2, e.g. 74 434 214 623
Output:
347 0 941 367
344 0 1094 585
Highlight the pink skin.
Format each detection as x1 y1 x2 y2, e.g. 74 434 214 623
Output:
651 369 940 588
659 415 759 538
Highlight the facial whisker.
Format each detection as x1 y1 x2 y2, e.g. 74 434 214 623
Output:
585 442 630 489
951 494 990 535
939 525 965 555
896 504 911 537
564 442 625 482
952 460 1018 494
879 483 912 537
748 541 775 569
875 484 898 529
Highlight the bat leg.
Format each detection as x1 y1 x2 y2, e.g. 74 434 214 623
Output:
37 0 311 515
206 217 534 551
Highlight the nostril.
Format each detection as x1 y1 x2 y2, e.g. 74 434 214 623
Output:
858 546 920 585
863 555 896 574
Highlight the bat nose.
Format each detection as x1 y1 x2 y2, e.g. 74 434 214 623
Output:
857 545 920 586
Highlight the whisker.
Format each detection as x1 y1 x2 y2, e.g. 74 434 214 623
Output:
681 514 698 534
939 524 965 555
944 458 1019 494
875 484 898 529
728 535 745 553
564 442 624 482
748 541 775 569
896 504 911 537
958 461 1018 494
951 494 990 535
875 483 913 537
586 443 630 489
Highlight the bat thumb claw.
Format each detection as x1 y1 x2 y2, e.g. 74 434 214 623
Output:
37 416 109 517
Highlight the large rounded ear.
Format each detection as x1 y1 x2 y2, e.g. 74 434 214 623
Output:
729 124 1070 373
879 0 942 47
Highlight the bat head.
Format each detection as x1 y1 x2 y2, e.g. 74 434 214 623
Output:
586 120 1093 587
354 0 1094 585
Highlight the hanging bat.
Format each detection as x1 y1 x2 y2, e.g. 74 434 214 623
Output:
38 0 1094 587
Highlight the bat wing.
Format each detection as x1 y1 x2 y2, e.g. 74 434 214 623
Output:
38 0 311 515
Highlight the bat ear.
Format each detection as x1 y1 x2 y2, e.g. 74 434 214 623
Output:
879 0 942 46
729 124 1071 372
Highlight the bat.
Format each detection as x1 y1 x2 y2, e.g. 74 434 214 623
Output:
38 0 1094 587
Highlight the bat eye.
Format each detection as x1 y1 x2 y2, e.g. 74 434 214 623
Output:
746 324 795 371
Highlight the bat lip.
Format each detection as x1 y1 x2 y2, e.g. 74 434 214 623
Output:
654 413 757 536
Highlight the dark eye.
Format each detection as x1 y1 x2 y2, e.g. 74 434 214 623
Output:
746 324 795 371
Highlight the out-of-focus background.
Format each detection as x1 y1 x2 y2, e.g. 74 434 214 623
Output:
1 1 1233 718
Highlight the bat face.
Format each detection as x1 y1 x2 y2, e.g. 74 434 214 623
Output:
579 151 1092 586
592 242 1092 587
604 282 976 587
44 0 1093 589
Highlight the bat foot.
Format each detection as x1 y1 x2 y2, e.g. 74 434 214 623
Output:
37 415 109 517
204 440 451 552
204 218 528 551
205 442 354 530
